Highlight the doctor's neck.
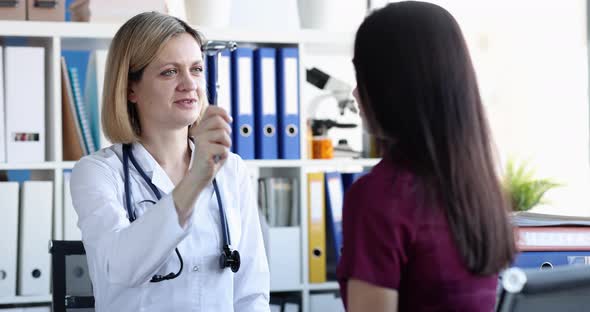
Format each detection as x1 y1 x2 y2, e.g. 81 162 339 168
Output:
139 127 191 170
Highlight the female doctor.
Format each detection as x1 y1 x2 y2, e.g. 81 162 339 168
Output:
70 12 270 311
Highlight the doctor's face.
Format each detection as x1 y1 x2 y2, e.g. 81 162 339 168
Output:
128 33 205 132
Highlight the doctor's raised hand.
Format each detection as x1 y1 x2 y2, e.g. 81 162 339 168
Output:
69 11 270 312
174 106 232 226
188 106 232 188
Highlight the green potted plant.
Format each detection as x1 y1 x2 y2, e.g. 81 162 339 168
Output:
503 159 562 212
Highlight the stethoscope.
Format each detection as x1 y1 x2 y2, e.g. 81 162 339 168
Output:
121 41 241 283
122 143 240 282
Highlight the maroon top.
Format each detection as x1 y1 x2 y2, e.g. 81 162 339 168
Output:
336 157 498 311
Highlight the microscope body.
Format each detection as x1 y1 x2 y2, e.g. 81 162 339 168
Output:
309 119 356 159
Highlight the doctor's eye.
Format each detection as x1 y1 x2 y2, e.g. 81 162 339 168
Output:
191 66 204 75
161 68 178 77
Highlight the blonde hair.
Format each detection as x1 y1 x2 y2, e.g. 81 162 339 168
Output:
102 11 208 143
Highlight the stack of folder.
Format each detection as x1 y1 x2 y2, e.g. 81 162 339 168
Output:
0 180 53 298
512 212 590 269
58 44 301 162
258 177 299 227
206 46 301 160
306 171 365 283
258 176 302 290
0 46 46 163
61 49 110 160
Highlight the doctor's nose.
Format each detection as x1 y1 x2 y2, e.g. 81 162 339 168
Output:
177 71 198 92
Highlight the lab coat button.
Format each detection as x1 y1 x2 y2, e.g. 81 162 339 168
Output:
193 266 199 272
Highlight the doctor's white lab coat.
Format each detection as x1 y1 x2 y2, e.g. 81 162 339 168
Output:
70 143 270 312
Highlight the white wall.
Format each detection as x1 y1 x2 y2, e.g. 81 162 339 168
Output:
464 1 589 216
374 1 590 215
229 0 367 32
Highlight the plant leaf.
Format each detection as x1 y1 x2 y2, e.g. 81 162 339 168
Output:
502 158 562 211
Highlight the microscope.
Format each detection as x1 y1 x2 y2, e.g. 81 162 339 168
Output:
306 67 358 116
306 67 359 159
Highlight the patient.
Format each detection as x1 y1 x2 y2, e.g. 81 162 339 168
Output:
337 2 516 311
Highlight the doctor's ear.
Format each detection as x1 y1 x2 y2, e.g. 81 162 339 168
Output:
127 86 137 104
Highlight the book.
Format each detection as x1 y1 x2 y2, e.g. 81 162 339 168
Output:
69 67 96 154
84 49 110 149
258 177 298 227
61 57 85 159
512 212 590 227
516 226 590 251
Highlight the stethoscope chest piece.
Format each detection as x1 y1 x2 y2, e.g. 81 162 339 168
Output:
220 246 241 273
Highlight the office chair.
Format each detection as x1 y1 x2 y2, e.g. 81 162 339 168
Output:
49 240 95 312
496 265 590 311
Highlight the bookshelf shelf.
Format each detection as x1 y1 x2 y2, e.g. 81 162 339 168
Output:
0 162 62 170
297 158 380 168
0 21 353 45
61 161 76 169
246 158 380 169
307 282 340 291
0 21 118 38
270 284 305 292
0 158 379 171
0 295 52 305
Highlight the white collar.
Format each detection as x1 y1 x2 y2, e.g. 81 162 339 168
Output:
128 140 195 195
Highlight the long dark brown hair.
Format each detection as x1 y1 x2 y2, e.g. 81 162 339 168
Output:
354 1 515 275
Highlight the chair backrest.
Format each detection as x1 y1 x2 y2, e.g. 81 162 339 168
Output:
49 240 95 312
496 265 590 312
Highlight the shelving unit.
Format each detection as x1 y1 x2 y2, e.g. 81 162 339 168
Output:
0 158 379 171
0 295 51 305
306 282 340 291
0 20 374 311
0 20 355 44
